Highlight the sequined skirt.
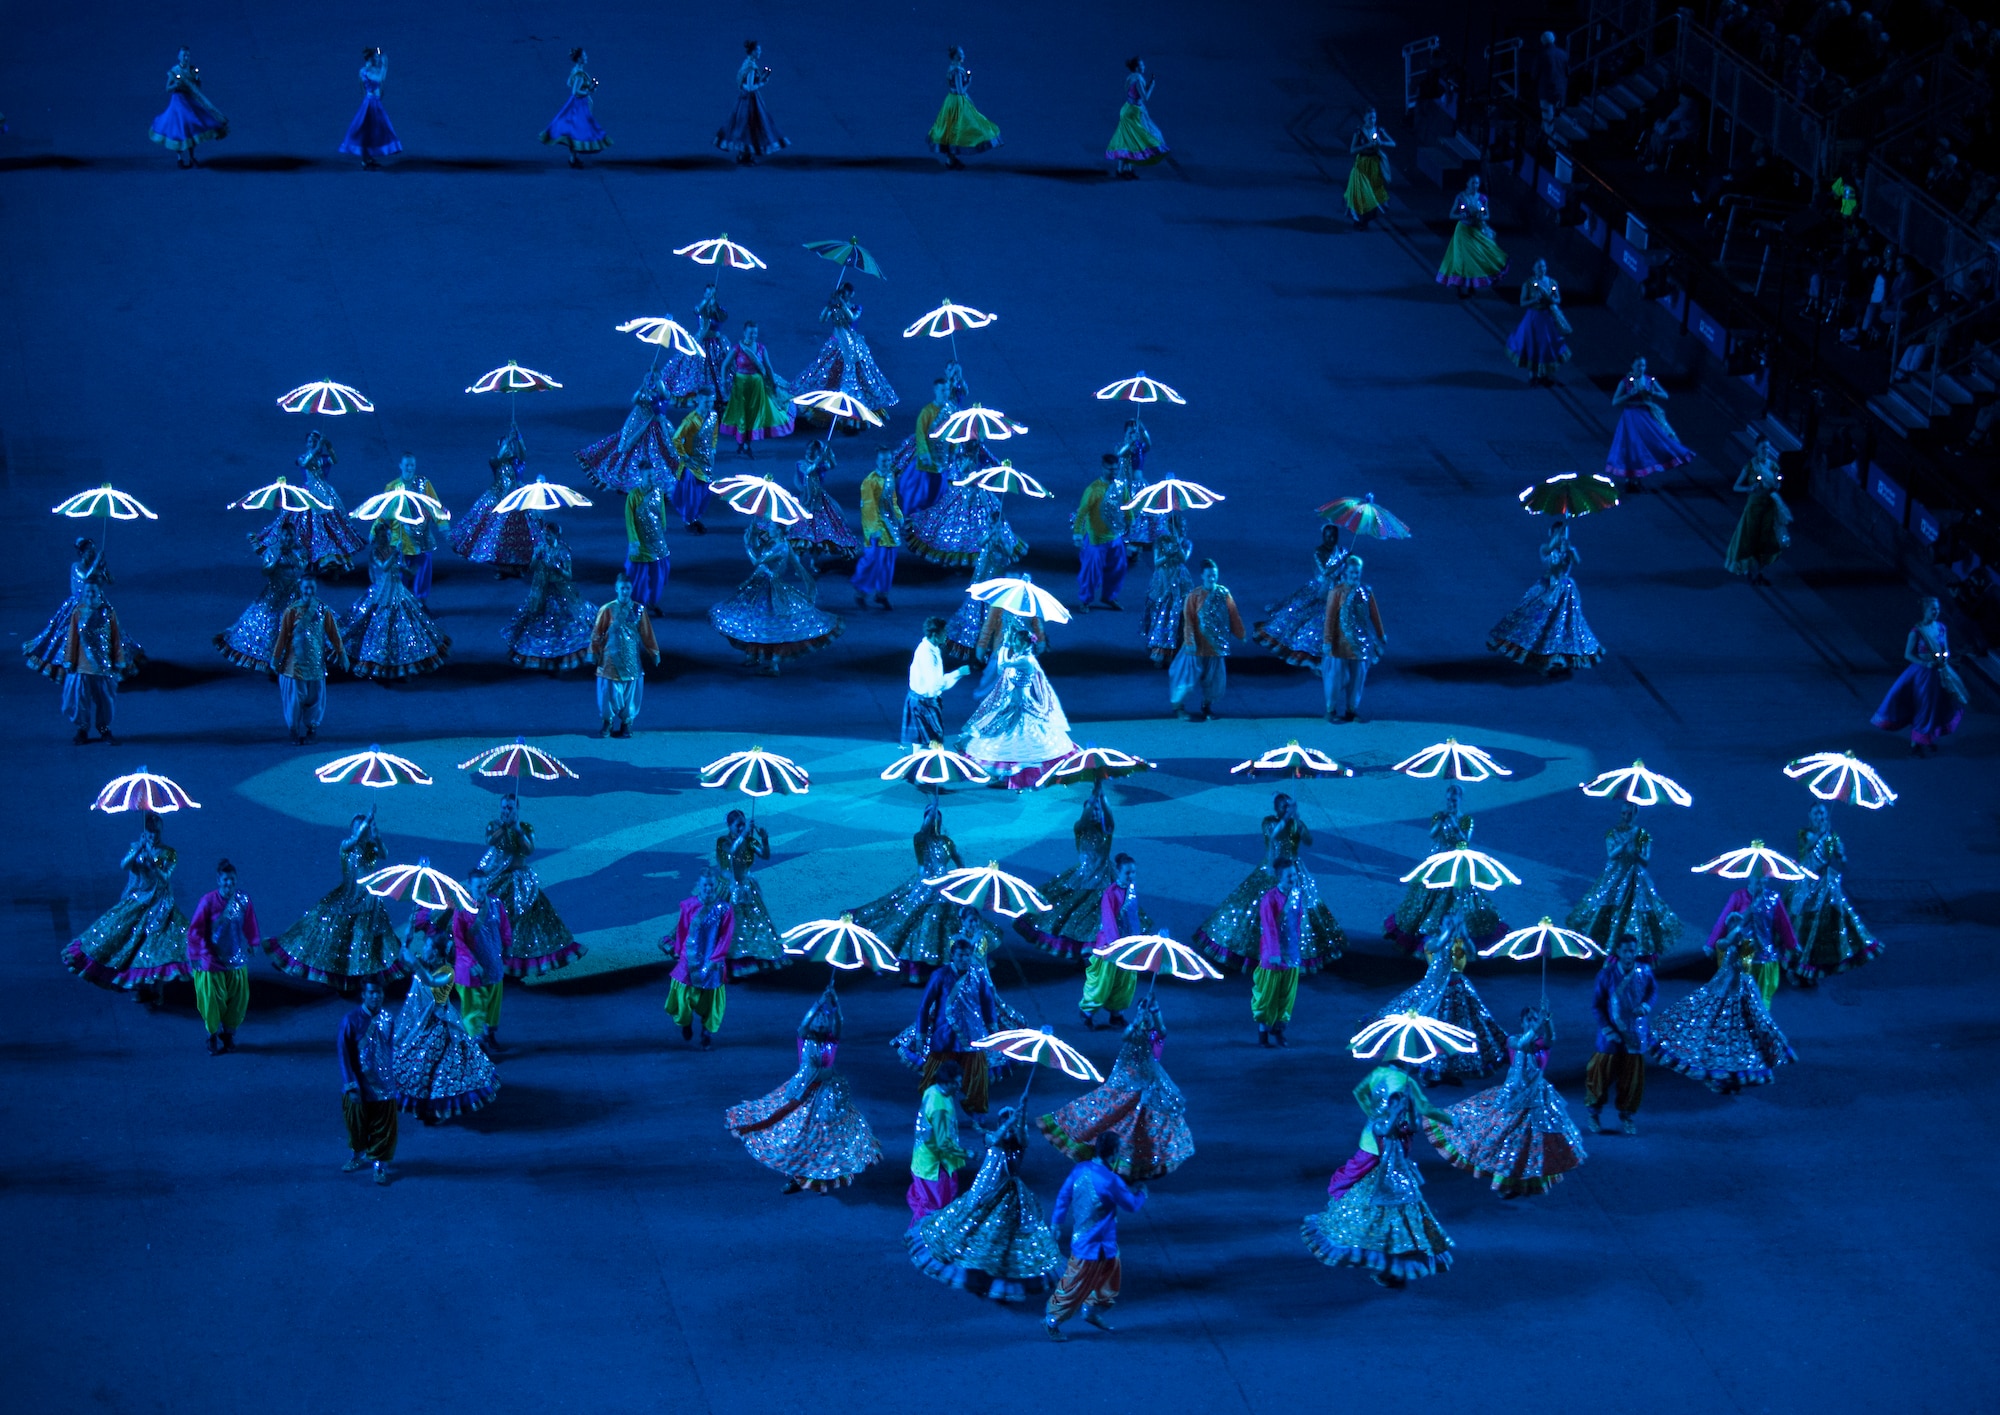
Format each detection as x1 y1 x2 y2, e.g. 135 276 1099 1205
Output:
24 595 145 681
709 572 843 661
1384 881 1504 952
851 874 961 966
1195 864 1346 972
265 882 404 988
1143 569 1191 664
451 492 536 566
345 589 451 681
725 1060 880 1187
962 667 1076 776
215 588 288 672
906 483 1025 567
1376 971 1509 1080
62 891 190 989
725 877 789 975
1487 577 1603 671
1301 1162 1453 1280
1425 1073 1586 1194
1015 856 1139 957
944 592 989 656
504 582 596 672
794 327 899 412
575 421 674 493
787 480 862 559
1787 878 1882 982
1649 976 1796 1091
1565 862 1683 956
1252 577 1330 667
907 1152 1062 1300
1039 1076 1193 1180
391 986 500 1121
257 506 365 573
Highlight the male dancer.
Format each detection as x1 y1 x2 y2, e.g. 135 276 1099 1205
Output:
902 616 969 746
666 867 734 1049
907 1057 970 1228
672 389 719 533
269 576 348 745
623 470 673 613
853 449 902 610
589 571 660 738
1321 554 1385 723
1072 454 1129 613
1707 865 1797 1004
1079 854 1143 1030
59 580 125 746
185 859 259 1055
1586 934 1655 1135
453 875 511 1058
908 930 1003 1112
898 378 952 515
1253 857 1304 1047
384 454 443 600
337 979 398 1184
1045 1133 1146 1341
1169 559 1245 722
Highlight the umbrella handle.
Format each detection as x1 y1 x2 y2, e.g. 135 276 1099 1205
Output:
1019 1066 1035 1107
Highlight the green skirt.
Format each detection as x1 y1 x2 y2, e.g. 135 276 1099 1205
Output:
1436 223 1509 288
1724 488 1790 574
1106 103 1168 164
1345 154 1388 219
722 372 795 439
929 94 1002 154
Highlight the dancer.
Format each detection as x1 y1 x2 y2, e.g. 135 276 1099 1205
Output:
217 522 303 672
795 285 898 422
1040 997 1191 1179
1788 804 1883 983
266 809 403 989
944 520 1022 659
1486 515 1603 675
452 430 536 577
893 930 1026 1113
852 797 967 983
269 576 348 745
789 440 860 565
1303 1080 1452 1288
447 876 511 1056
503 521 594 672
185 861 259 1056
720 322 794 455
1650 920 1797 1092
1344 109 1394 226
344 524 451 682
622 470 672 614
893 378 954 515
338 48 401 169
907 1060 971 1228
715 40 788 164
54 581 126 745
693 286 731 402
1045 1134 1147 1339
1105 57 1168 178
851 450 901 610
149 48 228 167
1436 175 1508 293
961 613 1076 786
1424 1006 1587 1196
714 810 786 976
589 571 659 737
256 430 366 573
1605 356 1695 490
1872 596 1967 756
1586 936 1655 1135
1072 456 1130 612
1195 793 1347 971
906 450 1025 568
1250 858 1315 1047
1383 782 1506 950
1566 801 1683 956
1071 854 1156 1029
1253 523 1344 668
902 617 970 747
382 455 445 600
1706 864 1797 1005
726 984 880 1191
577 368 679 494
929 46 1003 167
26 538 142 682
664 867 735 1049
1141 524 1194 666
473 793 582 978
673 389 720 531
63 811 189 998
710 522 843 673
1724 443 1792 585
909 1105 1060 1300
391 916 500 1121
540 47 609 166
1321 554 1386 722
1018 784 1132 959
1373 908 1510 1082
1506 258 1572 384
1169 560 1246 721
337 981 398 1184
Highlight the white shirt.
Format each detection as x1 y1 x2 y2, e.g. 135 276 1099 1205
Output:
908 639 968 697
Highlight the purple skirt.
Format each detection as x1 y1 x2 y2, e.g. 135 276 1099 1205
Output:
1506 309 1571 377
339 95 402 161
715 92 789 158
151 92 227 150
542 94 609 152
1871 663 1964 745
1605 407 1695 479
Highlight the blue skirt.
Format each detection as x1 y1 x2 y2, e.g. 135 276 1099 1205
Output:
1487 577 1603 671
715 92 789 158
1871 663 1964 745
542 95 609 152
1505 309 1571 377
340 95 402 161
1605 407 1694 480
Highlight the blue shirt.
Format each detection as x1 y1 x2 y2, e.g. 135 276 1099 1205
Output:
1050 1159 1145 1259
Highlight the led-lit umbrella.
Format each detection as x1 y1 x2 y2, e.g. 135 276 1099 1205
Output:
350 485 452 528
315 746 433 788
1519 473 1620 517
494 475 591 515
969 576 1072 627
616 316 704 357
792 389 885 427
700 746 809 824
936 404 1028 445
1480 916 1606 1002
802 236 884 288
1093 932 1223 998
1580 760 1692 808
923 863 1049 919
1121 478 1224 517
882 742 992 800
972 1024 1104 1104
1036 745 1156 789
52 483 157 565
1689 840 1816 882
1393 738 1513 783
1400 848 1522 891
1095 372 1185 406
674 233 766 276
707 474 812 527
91 767 199 814
1349 1011 1479 1065
227 477 333 514
1783 751 1897 810
457 738 577 799
360 856 475 912
903 299 996 364
276 380 375 416
954 459 1050 500
1315 491 1412 543
466 361 563 435
1229 741 1349 780
782 914 897 989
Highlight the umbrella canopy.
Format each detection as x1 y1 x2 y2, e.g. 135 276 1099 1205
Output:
1783 751 1897 810
1229 741 1349 780
971 1026 1104 1083
457 739 577 792
700 747 810 798
53 484 156 522
903 300 997 339
1518 472 1621 517
802 237 884 279
1393 737 1513 782
1095 372 1185 405
350 487 452 526
922 863 1050 918
615 317 703 356
953 459 1050 499
792 389 884 427
1093 934 1222 981
935 405 1028 444
968 577 1072 626
1315 491 1412 540
1121 478 1224 515
1400 848 1522 891
276 380 375 415
881 743 992 790
1036 746 1155 788
707 474 813 526
1581 760 1692 807
228 477 333 514
1480 918 1605 961
92 768 200 814
360 858 475 912
494 476 591 515
782 915 897 972
1690 840 1816 882
466 362 563 395
1349 1011 1479 1064
673 234 766 270
315 747 433 788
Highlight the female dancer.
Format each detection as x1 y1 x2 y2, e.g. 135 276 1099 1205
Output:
1344 109 1394 226
216 522 303 671
344 524 451 681
1252 523 1344 667
1724 443 1791 585
852 798 967 984
1194 793 1347 970
391 918 500 1121
1039 997 1192 1179
725 984 880 1192
715 810 787 975
1706 864 1796 1005
1142 525 1195 666
476 795 584 977
943 522 1022 658
1872 596 1967 755
1106 58 1168 178
503 521 595 672
906 450 1025 567
1373 909 1510 1083
1605 356 1696 490
961 615 1077 787
26 539 143 681
1788 804 1883 983
1016 782 1138 956
339 48 402 170
795 284 898 423
709 522 843 673
1384 782 1506 950
1424 1006 1586 1196
908 1105 1061 1301
1486 515 1603 674
1649 921 1796 1092
265 808 402 989
1302 1079 1453 1288
693 284 731 400
787 439 861 564
541 47 609 166
1436 175 1508 292
929 47 1003 167
452 430 536 576
1506 258 1572 383
1566 800 1683 956
720 322 794 455
257 430 367 574
575 367 679 493
62 811 188 999
892 376 959 516
149 48 228 167
715 40 788 164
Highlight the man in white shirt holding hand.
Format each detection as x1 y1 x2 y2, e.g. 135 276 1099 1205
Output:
902 616 969 746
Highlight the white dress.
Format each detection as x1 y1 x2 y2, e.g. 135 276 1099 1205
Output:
962 646 1075 775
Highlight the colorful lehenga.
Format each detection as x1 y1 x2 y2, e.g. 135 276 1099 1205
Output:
1302 1089 1453 1285
575 369 679 493
714 57 789 160
264 824 403 989
1649 941 1796 1092
1871 618 1967 748
1105 73 1168 166
850 809 966 972
1565 817 1683 956
961 632 1077 786
1486 531 1604 672
1724 476 1792 578
452 434 537 574
25 553 144 681
709 524 843 667
1039 1003 1193 1180
787 445 862 562
216 526 304 672
1252 541 1343 667
905 466 1023 568
62 837 190 990
928 59 1003 158
1195 813 1346 971
540 61 610 156
1786 823 1883 983
1436 188 1508 288
390 956 499 1121
503 531 595 671
1605 375 1696 481
794 293 898 420
943 527 1021 656
1142 529 1195 665
1372 931 1510 1082
907 1117 1062 1301
1425 1033 1587 1195
254 433 368 573
149 58 228 156
1016 795 1148 957
476 811 584 977
716 827 787 976
1383 806 1506 950
725 987 879 1191
1506 274 1572 379
344 542 450 681
720 340 795 445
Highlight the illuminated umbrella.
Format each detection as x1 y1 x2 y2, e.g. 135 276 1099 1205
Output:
1349 1012 1479 1065
1393 738 1513 783
457 738 577 799
276 380 375 416
1036 745 1156 789
936 404 1028 444
973 1024 1104 1104
1580 760 1692 808
968 576 1072 626
1095 372 1184 405
1784 751 1897 810
802 236 884 287
91 767 199 814
1481 916 1605 1003
1315 491 1412 542
792 389 885 427
903 299 996 364
228 477 333 514
782 915 897 986
1121 478 1224 516
466 361 563 435
360 857 475 912
494 475 592 515
707 474 812 527
881 742 992 798
616 316 704 360
315 746 433 788
700 747 811 814
350 485 452 527
1519 473 1620 517
53 483 157 563
673 233 766 273
954 459 1050 500
1229 741 1350 780
1690 840 1815 882
1093 932 1223 998
1400 848 1522 891
923 863 1050 919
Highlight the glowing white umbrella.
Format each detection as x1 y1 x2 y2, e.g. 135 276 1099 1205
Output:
467 361 563 436
673 233 766 271
1690 840 1816 882
1350 1012 1479 1064
276 380 375 416
935 405 1028 444
1393 738 1513 782
228 477 333 514
973 1026 1105 1099
707 474 812 527
1095 372 1184 405
1121 478 1223 516
903 299 997 350
953 459 1050 499
91 768 199 814
700 747 810 798
1784 751 1897 810
1481 917 1605 960
968 576 1071 626
360 857 475 912
615 316 703 357
457 738 577 798
923 863 1050 919
782 915 897 973
791 389 885 427
494 475 591 515
1229 741 1350 780
1036 745 1156 789
350 486 451 527
882 743 992 791
1400 848 1522 891
53 484 156 522
315 747 433 789
1580 760 1692 808
1093 934 1223 984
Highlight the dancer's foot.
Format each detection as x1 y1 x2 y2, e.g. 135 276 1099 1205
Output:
1258 1024 1272 1048
1080 1009 1096 1031
373 1163 392 1186
1046 1321 1068 1342
1083 1309 1115 1333
874 593 892 610
680 1021 694 1042
1620 1115 1638 1136
343 1153 367 1172
73 729 89 746
1587 1106 1605 1134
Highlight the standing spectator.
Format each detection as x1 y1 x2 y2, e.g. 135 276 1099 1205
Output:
1533 32 1568 127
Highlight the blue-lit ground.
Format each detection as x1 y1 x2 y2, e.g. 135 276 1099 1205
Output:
2 5 1993 1412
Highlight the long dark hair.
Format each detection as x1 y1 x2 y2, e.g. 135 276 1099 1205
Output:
743 39 759 55
1126 56 1142 72
362 47 380 61
569 46 584 62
